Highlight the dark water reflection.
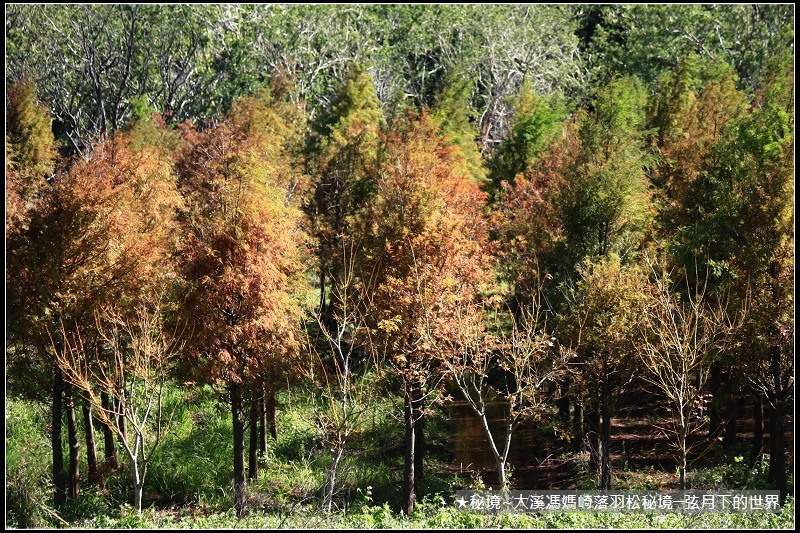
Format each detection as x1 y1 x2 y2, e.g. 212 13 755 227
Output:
446 400 544 488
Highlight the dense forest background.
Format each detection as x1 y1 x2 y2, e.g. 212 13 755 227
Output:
5 4 795 528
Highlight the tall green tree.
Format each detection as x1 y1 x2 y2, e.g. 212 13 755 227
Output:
5 78 58 233
306 63 384 323
672 49 794 500
486 80 565 198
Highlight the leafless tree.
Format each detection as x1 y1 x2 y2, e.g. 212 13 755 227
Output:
51 291 185 513
637 255 735 489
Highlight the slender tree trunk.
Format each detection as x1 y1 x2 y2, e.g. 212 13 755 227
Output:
265 388 277 441
131 456 143 513
770 400 786 502
101 392 117 468
402 385 416 516
556 378 570 420
52 369 67 507
749 394 763 469
83 402 99 482
258 394 267 457
248 398 258 480
231 382 246 517
586 402 600 476
413 381 424 492
324 445 344 514
768 345 787 503
708 363 722 437
115 394 128 444
572 399 584 452
679 444 687 490
64 383 80 499
600 367 612 490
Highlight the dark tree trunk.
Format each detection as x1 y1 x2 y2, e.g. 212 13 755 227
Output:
708 363 722 437
64 383 80 499
115 395 128 443
586 401 600 475
767 345 787 503
556 378 570 420
52 370 67 507
82 401 99 482
248 398 258 480
749 394 764 469
100 392 117 468
402 386 416 517
770 401 786 502
722 396 743 449
231 382 246 517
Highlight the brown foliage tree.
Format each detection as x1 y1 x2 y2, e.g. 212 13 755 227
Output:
176 89 309 516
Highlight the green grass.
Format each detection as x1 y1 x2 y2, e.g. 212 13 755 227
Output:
4 384 795 529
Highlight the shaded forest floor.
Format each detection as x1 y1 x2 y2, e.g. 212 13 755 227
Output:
442 395 794 494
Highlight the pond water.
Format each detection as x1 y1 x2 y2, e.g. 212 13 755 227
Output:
446 400 544 488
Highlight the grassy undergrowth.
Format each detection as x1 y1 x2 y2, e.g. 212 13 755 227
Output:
5 385 795 529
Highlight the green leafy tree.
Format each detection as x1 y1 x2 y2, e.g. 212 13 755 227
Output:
6 78 58 232
306 63 384 323
576 4 794 92
673 49 794 500
487 80 566 198
561 255 647 489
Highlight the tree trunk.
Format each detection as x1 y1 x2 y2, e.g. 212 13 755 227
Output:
770 400 786 502
708 363 722 437
101 392 117 468
413 381 424 491
115 394 128 444
323 446 344 514
600 368 612 490
679 447 687 490
64 383 80 499
248 398 258 480
556 378 570 420
767 345 787 503
586 402 600 476
265 388 277 441
131 456 143 513
52 370 67 507
749 394 763 469
258 394 267 457
572 399 584 452
83 402 99 482
722 396 742 449
231 382 246 517
402 386 416 516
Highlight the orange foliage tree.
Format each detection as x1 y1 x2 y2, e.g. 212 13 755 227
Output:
7 124 181 506
356 111 493 515
175 89 309 517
